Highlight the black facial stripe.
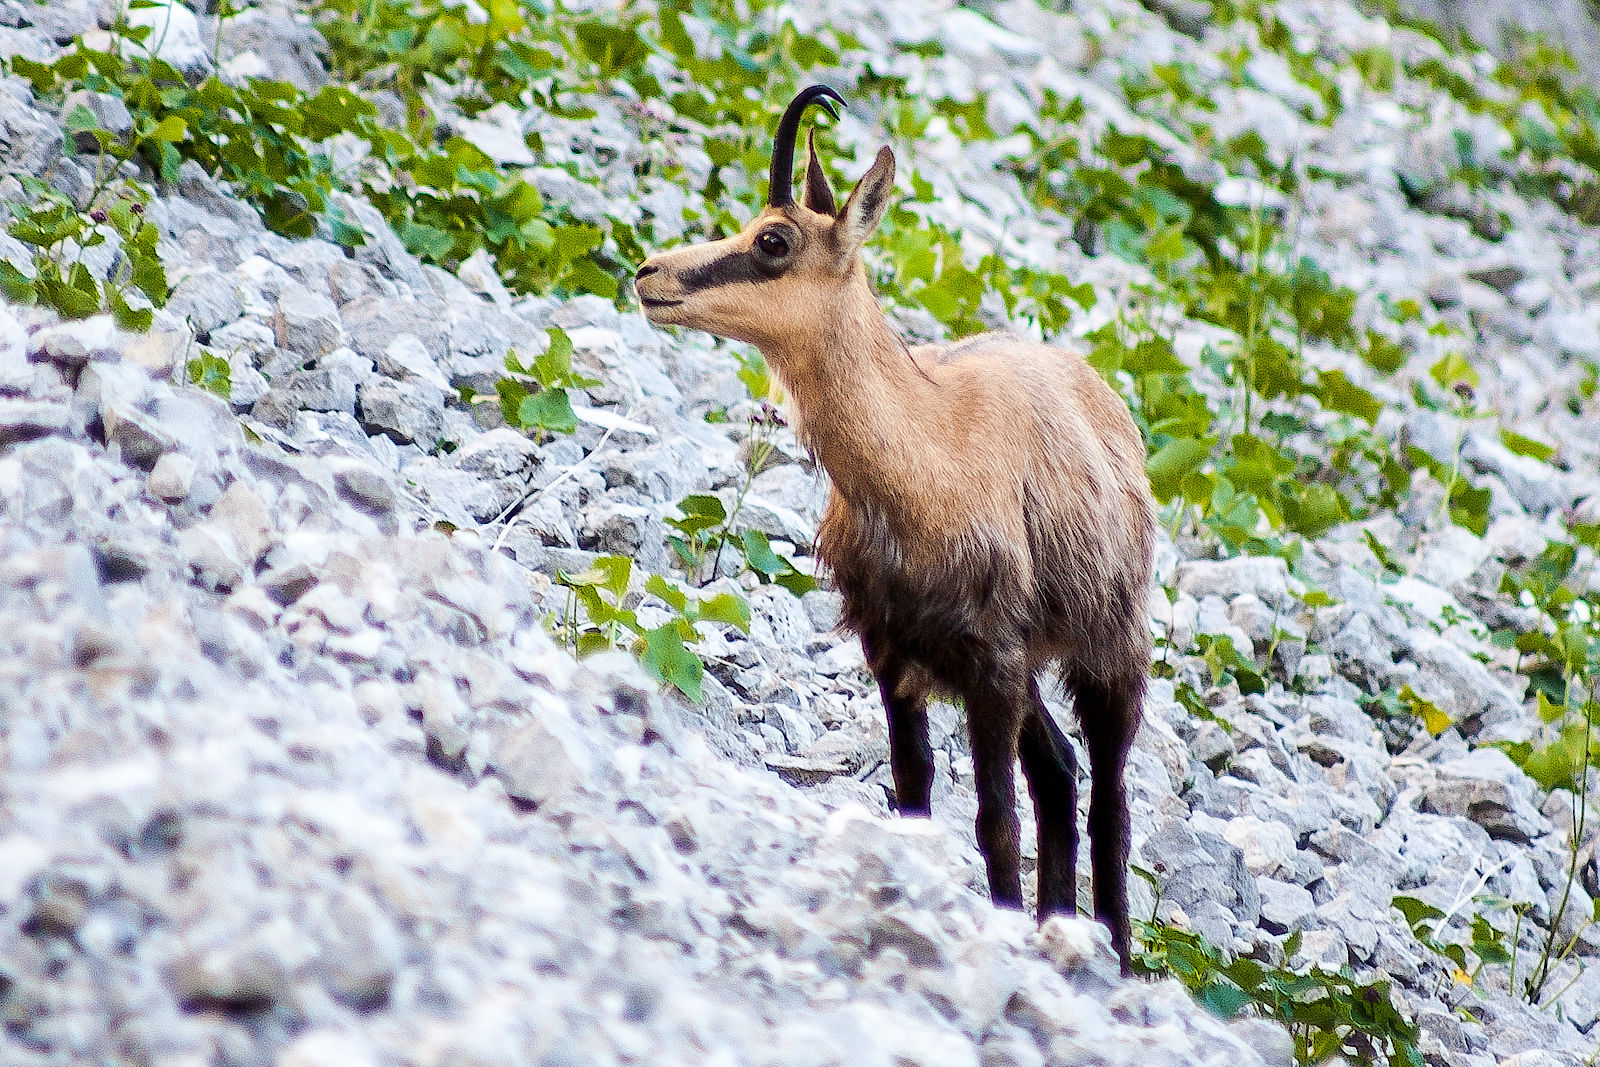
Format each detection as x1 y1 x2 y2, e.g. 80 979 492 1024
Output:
679 248 783 290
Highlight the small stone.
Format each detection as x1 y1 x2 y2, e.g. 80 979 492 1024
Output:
273 286 344 358
124 0 213 77
171 942 289 1010
1177 556 1300 612
209 480 274 567
147 452 197 502
765 728 877 785
493 708 596 809
0 398 68 444
30 315 121 368
1255 878 1315 935
357 376 445 447
1424 748 1547 842
59 89 132 150
376 333 449 390
331 462 397 516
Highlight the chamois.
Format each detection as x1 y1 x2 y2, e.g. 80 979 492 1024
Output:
635 85 1155 971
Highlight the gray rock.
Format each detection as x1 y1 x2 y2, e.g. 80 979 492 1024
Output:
273 286 345 358
0 397 69 444
264 348 371 416
0 85 63 179
217 7 329 92
170 940 290 1010
147 453 197 502
58 89 131 150
357 376 445 447
1177 556 1300 612
493 709 596 810
166 268 245 340
1139 817 1261 943
1424 748 1548 842
1255 877 1315 934
374 333 450 391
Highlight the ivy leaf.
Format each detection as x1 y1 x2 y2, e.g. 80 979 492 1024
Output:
1500 427 1555 462
1391 895 1444 933
1315 369 1382 424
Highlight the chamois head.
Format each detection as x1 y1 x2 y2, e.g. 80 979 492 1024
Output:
635 85 895 349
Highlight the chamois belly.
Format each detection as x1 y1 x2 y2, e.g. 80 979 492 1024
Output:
818 488 1147 691
819 495 1041 692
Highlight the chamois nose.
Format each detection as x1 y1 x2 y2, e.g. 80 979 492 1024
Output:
635 263 659 280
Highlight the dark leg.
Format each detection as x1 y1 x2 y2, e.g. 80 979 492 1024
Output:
1019 678 1079 919
866 639 934 817
1075 674 1143 975
964 666 1029 910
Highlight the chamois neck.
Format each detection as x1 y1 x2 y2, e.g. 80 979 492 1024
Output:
760 272 934 509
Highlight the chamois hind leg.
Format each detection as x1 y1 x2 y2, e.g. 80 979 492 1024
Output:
865 637 934 816
1019 677 1079 919
963 662 1029 910
1074 673 1143 975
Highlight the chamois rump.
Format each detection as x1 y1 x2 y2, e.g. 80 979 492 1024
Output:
635 85 1155 971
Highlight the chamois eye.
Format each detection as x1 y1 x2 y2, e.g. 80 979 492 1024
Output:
756 231 789 257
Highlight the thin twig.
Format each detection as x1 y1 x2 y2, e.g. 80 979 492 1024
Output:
489 418 626 555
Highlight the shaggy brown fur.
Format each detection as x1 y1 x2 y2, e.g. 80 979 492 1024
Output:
636 87 1155 971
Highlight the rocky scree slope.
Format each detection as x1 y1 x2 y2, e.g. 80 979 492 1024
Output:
0 0 1599 1065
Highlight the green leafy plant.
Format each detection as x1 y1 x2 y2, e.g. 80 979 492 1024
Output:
186 350 231 399
1135 920 1422 1066
666 389 817 597
495 327 600 440
0 177 167 329
555 555 750 703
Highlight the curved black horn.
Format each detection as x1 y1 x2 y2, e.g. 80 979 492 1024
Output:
768 85 845 208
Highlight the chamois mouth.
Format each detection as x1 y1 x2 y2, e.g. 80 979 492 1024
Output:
638 296 682 309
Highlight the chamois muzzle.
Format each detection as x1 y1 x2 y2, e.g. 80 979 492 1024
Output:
768 84 845 208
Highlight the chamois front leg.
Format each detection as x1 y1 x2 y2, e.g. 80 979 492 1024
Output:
1019 679 1079 919
964 666 1029 910
865 638 934 816
1075 674 1142 975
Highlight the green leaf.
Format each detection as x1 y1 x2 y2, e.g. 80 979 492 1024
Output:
644 573 688 614
1391 895 1444 932
560 555 632 599
1315 369 1382 425
186 351 231 397
1500 428 1556 462
1430 352 1479 393
697 591 751 634
1146 437 1213 502
736 348 771 401
0 259 35 304
740 529 784 577
1363 330 1408 374
1200 980 1250 1018
146 115 186 142
668 494 727 536
108 286 153 331
518 387 577 435
640 622 703 702
774 568 819 597
1398 685 1452 736
576 630 613 657
532 326 574 387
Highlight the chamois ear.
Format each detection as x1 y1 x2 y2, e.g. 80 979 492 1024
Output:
833 146 895 265
802 129 837 216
